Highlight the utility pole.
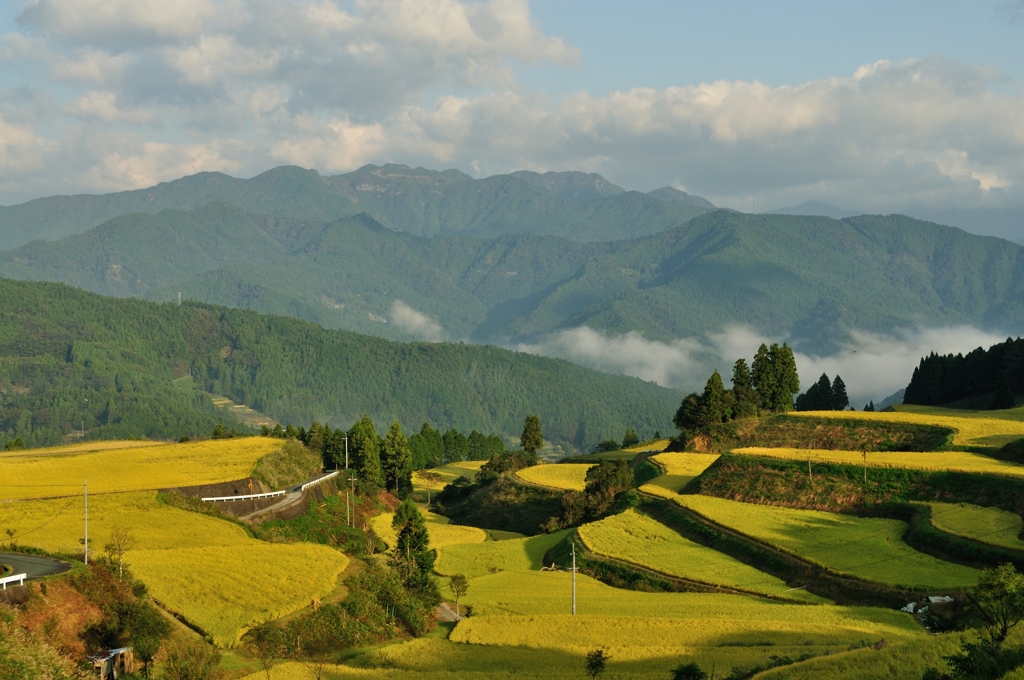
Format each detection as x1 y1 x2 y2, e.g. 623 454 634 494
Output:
84 478 89 566
345 436 349 470
571 540 577 616
862 449 868 486
807 454 813 486
347 476 357 527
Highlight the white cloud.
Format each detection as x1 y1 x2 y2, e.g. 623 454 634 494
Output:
390 300 446 342
1 0 1024 213
516 324 1012 407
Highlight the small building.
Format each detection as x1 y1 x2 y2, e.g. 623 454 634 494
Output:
91 647 134 679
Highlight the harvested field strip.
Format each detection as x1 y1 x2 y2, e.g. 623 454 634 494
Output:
435 530 571 578
639 453 719 498
735 447 1024 477
927 501 1024 550
0 437 282 499
789 408 1024 449
370 509 486 550
673 495 981 590
577 509 825 602
515 463 594 491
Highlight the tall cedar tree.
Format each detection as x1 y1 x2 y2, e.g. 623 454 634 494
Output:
621 428 640 448
382 420 413 495
390 499 436 595
796 373 833 411
348 415 384 492
832 375 850 410
696 370 728 430
673 393 701 436
521 415 543 454
751 342 800 412
730 358 758 419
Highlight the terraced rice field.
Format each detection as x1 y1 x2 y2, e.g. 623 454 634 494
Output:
625 439 671 452
411 461 486 490
0 489 348 647
0 437 282 499
928 501 1024 550
674 495 981 590
735 446 1024 478
369 508 486 550
577 509 825 602
435 530 571 578
639 453 719 498
789 407 1024 450
514 463 594 490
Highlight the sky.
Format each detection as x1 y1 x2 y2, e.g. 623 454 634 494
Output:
1 0 1023 212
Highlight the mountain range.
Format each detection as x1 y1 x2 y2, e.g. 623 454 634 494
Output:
4 200 1024 361
0 164 712 249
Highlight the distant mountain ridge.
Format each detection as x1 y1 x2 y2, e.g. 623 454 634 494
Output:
5 207 1024 360
0 164 715 249
768 201 864 219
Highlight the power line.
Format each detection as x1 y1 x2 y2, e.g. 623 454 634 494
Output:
5 485 85 541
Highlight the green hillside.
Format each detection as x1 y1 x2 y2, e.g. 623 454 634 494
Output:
5 205 1023 356
0 278 679 451
0 164 709 249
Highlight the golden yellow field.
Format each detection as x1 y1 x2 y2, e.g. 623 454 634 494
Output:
674 495 981 590
514 463 594 491
639 453 719 498
0 489 348 647
0 491 248 553
577 509 825 602
369 508 486 550
928 501 1024 549
0 437 283 500
789 407 1024 449
735 446 1024 478
411 461 486 491
133 543 347 647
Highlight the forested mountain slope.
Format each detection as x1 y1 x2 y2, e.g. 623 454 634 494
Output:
0 278 679 450
5 207 1024 355
0 164 710 249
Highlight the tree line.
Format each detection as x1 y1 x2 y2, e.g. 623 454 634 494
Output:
905 337 1023 409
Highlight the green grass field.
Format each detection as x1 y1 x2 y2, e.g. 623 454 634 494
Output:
514 463 594 491
928 501 1024 550
577 509 825 602
734 446 1024 478
674 495 982 590
639 453 719 498
435 530 571 578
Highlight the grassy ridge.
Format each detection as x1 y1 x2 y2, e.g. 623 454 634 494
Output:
927 501 1024 549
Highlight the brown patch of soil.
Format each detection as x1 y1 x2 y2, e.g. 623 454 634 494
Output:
18 580 104 657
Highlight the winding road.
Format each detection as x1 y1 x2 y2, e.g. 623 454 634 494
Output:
0 552 71 580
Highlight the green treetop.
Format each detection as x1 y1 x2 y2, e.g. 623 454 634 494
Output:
382 420 413 496
348 415 383 492
520 415 543 455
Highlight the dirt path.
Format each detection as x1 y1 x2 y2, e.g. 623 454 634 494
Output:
435 602 462 622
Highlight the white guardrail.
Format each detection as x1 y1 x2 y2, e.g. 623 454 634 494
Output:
201 470 341 502
300 470 340 491
1 573 27 589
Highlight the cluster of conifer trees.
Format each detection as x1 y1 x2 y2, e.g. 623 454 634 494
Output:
674 343 800 438
905 337 1023 409
794 373 849 411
